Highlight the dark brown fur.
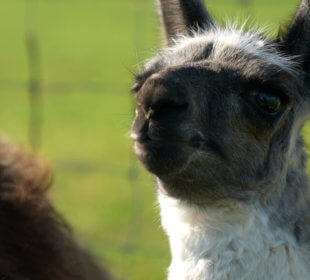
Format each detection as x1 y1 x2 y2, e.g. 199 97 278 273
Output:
0 139 109 280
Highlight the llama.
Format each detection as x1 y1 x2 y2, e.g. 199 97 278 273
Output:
0 138 110 280
131 0 310 279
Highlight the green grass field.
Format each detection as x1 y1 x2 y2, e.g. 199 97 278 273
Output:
0 0 307 279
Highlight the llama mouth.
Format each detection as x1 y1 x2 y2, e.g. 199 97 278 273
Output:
131 131 204 149
134 139 192 155
131 129 205 176
135 138 202 149
133 139 193 176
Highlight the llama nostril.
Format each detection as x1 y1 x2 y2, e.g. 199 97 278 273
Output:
147 99 189 119
157 99 188 110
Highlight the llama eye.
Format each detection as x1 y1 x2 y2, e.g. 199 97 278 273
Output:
256 92 281 114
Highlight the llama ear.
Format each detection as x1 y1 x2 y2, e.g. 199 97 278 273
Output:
157 0 214 46
280 0 310 73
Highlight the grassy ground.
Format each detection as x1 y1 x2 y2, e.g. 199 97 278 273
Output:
0 0 306 279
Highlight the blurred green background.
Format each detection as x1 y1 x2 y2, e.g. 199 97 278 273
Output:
0 0 305 279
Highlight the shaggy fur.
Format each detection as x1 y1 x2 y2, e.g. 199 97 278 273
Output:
131 0 310 279
0 138 109 280
158 190 310 280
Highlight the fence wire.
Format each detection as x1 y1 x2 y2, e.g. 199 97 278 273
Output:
22 0 149 279
17 0 253 151
5 1 253 279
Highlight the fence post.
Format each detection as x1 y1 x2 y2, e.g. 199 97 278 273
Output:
25 0 43 150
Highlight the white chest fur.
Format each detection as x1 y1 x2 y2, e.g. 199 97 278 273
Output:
158 193 310 280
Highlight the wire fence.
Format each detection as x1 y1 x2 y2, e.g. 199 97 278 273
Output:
4 0 253 278
9 0 252 231
20 0 252 151
21 0 152 278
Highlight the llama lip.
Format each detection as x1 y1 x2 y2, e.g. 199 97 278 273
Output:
135 138 194 150
131 130 204 149
136 137 202 148
133 137 194 176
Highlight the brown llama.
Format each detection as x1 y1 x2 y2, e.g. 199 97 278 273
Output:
131 0 310 279
0 138 110 280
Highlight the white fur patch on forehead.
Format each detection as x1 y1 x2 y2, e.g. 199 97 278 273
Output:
166 26 298 76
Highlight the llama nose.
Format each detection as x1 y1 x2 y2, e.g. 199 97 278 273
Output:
138 74 189 120
142 97 189 120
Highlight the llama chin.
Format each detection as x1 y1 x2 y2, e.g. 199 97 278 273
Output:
132 0 310 279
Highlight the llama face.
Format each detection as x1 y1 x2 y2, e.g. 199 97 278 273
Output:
131 0 310 204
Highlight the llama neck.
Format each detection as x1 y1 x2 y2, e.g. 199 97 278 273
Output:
158 191 310 280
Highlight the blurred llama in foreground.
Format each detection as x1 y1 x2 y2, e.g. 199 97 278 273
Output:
0 138 110 279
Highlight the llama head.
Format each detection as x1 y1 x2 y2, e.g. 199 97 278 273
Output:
131 0 310 204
